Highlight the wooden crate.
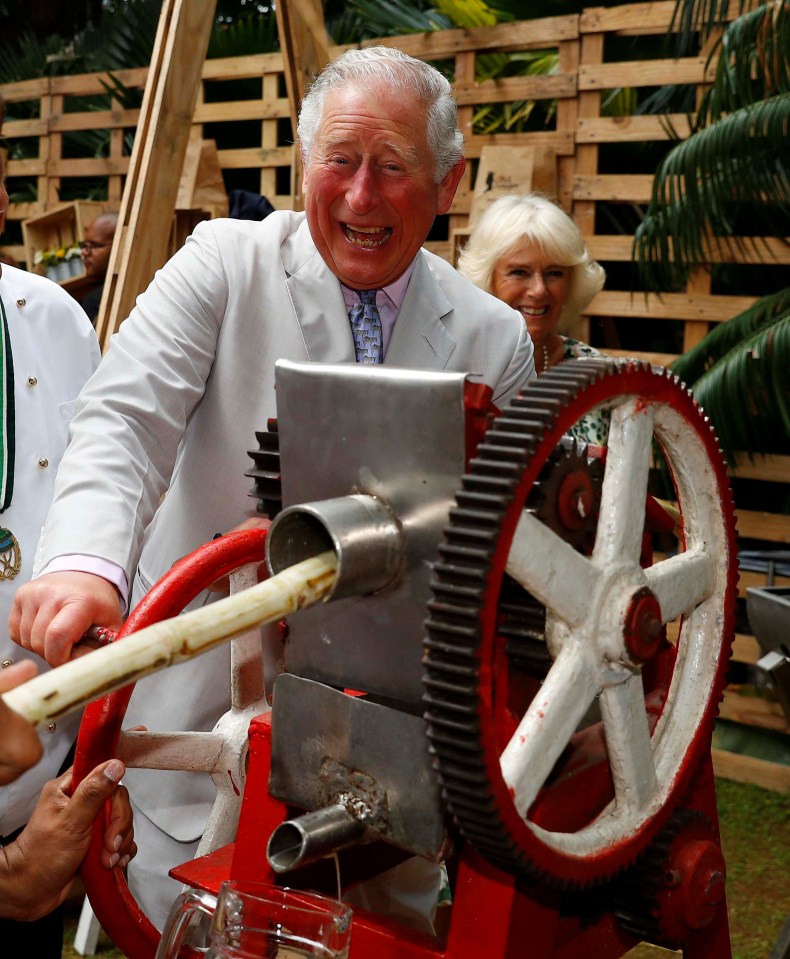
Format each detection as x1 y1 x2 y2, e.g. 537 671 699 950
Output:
21 200 108 288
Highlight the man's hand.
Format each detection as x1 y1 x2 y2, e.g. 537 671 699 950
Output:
8 571 123 667
0 660 42 784
0 759 136 921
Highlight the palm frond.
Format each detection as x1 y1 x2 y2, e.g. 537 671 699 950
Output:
633 94 790 290
671 287 790 383
435 0 508 28
346 0 452 36
697 1 790 125
670 0 746 56
208 14 279 58
681 314 790 461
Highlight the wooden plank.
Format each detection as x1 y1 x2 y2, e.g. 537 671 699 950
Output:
735 509 790 544
586 290 757 322
586 236 635 260
738 569 790 599
556 34 581 212
49 109 140 133
576 114 695 143
452 50 476 239
731 633 762 666
582 0 758 34
47 158 130 177
260 72 281 202
200 52 284 80
712 748 790 793
275 0 331 134
573 173 654 202
97 0 218 347
7 158 47 176
0 77 51 100
683 268 711 352
572 30 603 239
194 100 290 123
731 454 790 482
588 234 790 264
3 202 46 221
465 131 575 157
719 688 789 734
453 74 577 105
581 2 676 34
50 68 149 95
216 147 294 169
604 347 678 367
360 17 579 60
579 58 712 89
1 118 49 138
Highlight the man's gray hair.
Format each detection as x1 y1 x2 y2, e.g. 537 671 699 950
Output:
298 45 464 183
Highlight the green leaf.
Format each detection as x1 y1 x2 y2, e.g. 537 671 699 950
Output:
681 313 790 461
633 94 790 290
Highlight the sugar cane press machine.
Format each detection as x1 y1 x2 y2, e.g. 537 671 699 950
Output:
69 357 737 958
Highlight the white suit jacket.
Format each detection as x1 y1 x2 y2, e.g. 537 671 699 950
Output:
34 211 534 841
0 265 100 836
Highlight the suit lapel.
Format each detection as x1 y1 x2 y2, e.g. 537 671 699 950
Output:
385 253 457 370
282 219 356 363
281 227 456 370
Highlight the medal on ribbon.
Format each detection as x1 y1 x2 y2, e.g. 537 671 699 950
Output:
0 526 20 581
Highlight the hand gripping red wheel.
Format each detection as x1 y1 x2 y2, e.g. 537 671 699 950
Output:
73 527 270 959
424 359 738 887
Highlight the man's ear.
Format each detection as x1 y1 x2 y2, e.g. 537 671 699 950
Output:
437 158 467 216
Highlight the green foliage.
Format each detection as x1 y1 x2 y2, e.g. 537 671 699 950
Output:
634 0 790 461
670 0 748 54
672 305 790 461
207 13 279 58
697 0 790 122
344 0 452 36
634 95 790 290
347 0 557 135
715 777 790 959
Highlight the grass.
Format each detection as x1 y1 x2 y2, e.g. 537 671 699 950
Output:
62 778 789 958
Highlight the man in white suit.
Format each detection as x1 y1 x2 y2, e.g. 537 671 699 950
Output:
0 147 134 955
10 46 535 926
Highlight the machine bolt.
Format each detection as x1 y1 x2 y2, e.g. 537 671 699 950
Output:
624 588 663 662
558 471 594 530
663 868 681 888
676 838 726 930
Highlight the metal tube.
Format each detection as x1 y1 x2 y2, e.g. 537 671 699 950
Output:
266 495 404 601
266 803 365 873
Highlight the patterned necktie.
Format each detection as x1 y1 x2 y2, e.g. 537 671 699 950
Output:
348 289 383 364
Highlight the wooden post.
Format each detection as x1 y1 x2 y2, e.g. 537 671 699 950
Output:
274 0 331 211
96 0 217 349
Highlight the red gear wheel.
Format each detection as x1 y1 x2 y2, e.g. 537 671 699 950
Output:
614 810 727 949
74 527 269 959
424 359 737 887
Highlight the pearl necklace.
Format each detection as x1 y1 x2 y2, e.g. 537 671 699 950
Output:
540 342 549 374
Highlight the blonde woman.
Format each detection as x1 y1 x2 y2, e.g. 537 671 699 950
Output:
458 192 608 443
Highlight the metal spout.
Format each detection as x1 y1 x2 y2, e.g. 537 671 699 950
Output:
266 494 403 601
266 803 365 873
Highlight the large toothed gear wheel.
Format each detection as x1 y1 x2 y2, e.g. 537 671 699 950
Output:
423 358 737 887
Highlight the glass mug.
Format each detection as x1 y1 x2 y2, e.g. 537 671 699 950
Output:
155 879 353 959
